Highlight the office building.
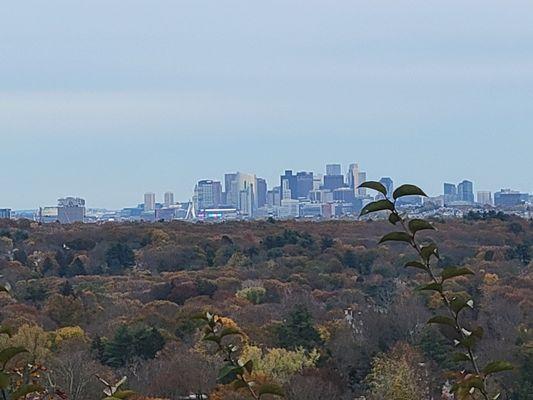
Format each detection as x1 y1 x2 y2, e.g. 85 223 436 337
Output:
477 191 493 206
256 178 267 208
309 189 333 203
346 163 359 189
267 186 281 207
356 172 367 196
333 187 356 203
323 174 344 191
144 193 156 212
224 173 238 206
443 183 457 204
155 208 175 221
164 192 174 208
494 189 529 207
312 174 323 190
280 170 298 200
194 180 222 210
326 163 342 176
239 183 254 217
57 197 85 224
296 171 313 199
0 209 11 219
457 180 474 203
279 199 300 218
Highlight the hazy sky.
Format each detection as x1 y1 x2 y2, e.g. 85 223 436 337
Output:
1 1 532 209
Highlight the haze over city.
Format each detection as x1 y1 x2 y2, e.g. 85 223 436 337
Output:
2 1 533 209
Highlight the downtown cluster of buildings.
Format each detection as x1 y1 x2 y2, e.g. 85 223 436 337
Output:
189 164 372 221
2 163 532 223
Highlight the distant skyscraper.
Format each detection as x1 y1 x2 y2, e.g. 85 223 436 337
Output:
280 170 298 200
312 174 323 190
323 174 344 191
57 197 85 223
164 192 174 207
256 178 267 208
326 163 342 176
379 177 394 197
356 172 367 196
296 171 313 199
144 193 156 212
224 173 238 206
194 180 222 210
477 191 493 206
443 183 457 205
444 183 457 196
267 186 282 206
457 180 474 203
239 180 255 216
346 163 359 190
0 209 12 219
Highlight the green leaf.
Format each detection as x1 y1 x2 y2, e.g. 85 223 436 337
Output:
404 261 428 271
358 181 387 196
483 361 513 375
243 359 254 374
408 219 435 234
441 267 474 281
451 352 471 362
427 315 456 328
459 326 484 348
393 184 428 200
258 383 285 397
416 282 442 292
360 199 394 216
420 243 439 262
0 371 9 389
112 390 136 399
450 297 474 314
0 347 28 368
191 312 209 321
217 365 242 384
378 232 413 244
0 282 11 293
202 334 221 344
219 327 243 339
11 384 42 400
388 213 401 225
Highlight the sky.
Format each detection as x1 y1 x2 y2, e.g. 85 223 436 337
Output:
1 0 532 209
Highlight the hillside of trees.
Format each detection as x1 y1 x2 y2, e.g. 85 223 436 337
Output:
0 217 531 399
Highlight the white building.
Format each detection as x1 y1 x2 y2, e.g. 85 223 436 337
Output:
144 193 156 212
477 191 493 206
164 192 175 207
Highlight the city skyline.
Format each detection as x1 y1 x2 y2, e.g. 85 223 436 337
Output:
2 1 533 208
2 160 530 211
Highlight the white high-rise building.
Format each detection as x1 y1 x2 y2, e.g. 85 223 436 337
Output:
144 192 156 212
477 191 493 206
164 192 174 207
347 163 359 190
356 172 367 196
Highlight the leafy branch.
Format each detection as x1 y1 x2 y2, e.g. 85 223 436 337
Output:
195 312 284 399
359 181 513 400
